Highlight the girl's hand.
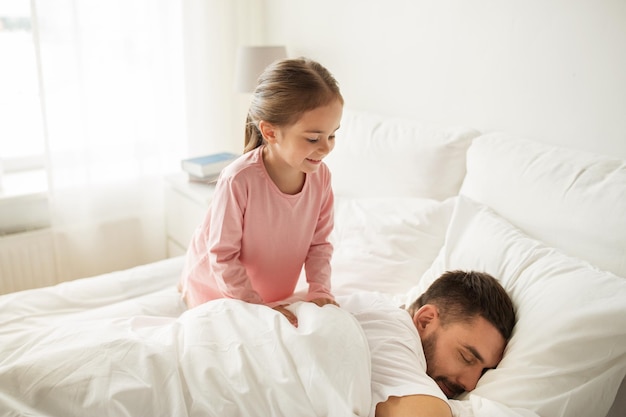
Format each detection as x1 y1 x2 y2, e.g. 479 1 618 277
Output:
272 304 298 327
309 297 339 308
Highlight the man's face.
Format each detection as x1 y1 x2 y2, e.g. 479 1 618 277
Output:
417 309 506 398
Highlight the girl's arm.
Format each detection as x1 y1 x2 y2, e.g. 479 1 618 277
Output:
207 177 264 304
304 172 335 302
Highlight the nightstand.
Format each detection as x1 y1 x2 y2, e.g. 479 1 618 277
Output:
164 173 215 257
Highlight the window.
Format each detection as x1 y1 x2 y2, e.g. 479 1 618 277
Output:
0 0 186 237
0 0 48 198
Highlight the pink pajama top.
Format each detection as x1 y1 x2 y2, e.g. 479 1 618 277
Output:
179 146 335 307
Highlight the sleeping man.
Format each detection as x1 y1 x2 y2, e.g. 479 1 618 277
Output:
343 269 516 417
0 270 515 417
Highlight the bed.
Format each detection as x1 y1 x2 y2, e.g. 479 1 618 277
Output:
1 109 624 417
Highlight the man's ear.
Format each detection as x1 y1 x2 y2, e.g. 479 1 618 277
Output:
413 304 439 333
258 120 278 143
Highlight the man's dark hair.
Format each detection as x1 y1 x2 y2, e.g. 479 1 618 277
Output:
407 270 516 341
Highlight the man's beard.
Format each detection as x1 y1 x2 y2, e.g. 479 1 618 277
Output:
422 332 465 399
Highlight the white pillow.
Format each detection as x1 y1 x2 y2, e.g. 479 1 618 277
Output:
325 109 479 200
328 196 455 297
460 133 626 278
407 196 626 417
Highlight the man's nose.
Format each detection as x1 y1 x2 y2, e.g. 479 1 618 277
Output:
457 367 483 392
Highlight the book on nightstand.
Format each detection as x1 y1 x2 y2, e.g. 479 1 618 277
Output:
181 152 239 181
187 173 219 184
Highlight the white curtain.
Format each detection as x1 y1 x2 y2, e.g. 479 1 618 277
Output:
33 0 187 279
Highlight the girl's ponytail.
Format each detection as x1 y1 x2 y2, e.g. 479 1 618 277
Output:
243 113 263 153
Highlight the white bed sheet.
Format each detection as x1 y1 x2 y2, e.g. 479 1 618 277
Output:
0 259 372 417
0 196 546 417
0 257 185 329
1 262 541 416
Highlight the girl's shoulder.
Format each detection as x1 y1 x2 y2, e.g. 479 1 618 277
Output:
220 147 263 180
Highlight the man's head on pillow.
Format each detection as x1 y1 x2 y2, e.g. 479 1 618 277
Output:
407 270 516 398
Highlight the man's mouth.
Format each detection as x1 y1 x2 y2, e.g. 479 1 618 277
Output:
436 379 464 399
438 381 454 398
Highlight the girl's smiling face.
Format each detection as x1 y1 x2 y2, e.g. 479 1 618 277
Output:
260 99 343 176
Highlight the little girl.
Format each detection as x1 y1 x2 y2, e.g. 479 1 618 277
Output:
179 57 343 326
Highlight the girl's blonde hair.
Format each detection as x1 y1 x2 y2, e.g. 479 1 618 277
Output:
243 57 343 153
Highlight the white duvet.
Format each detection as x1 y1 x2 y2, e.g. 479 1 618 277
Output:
0 224 545 417
0 299 371 417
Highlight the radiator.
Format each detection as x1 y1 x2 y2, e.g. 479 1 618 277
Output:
0 229 60 294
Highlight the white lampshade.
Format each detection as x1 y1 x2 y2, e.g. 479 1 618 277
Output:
234 46 287 93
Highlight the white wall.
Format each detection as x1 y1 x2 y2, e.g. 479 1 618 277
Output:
261 0 626 159
181 0 267 158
